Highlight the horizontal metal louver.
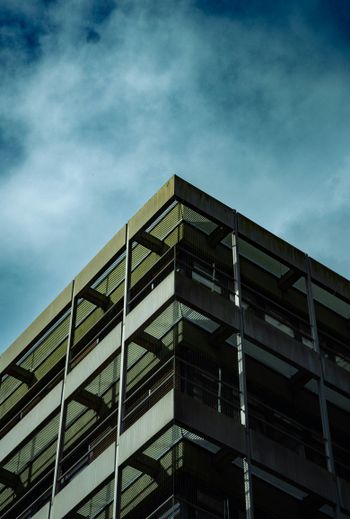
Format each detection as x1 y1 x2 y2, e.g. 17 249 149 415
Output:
77 477 114 518
121 472 157 518
181 205 217 235
3 412 59 475
179 304 219 334
146 201 180 237
0 487 14 512
64 408 96 451
85 356 120 398
145 302 182 340
129 203 182 291
73 253 125 347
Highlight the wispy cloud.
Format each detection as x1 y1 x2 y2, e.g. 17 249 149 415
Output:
1 0 350 348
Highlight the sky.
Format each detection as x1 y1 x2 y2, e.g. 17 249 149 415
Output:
1 0 350 351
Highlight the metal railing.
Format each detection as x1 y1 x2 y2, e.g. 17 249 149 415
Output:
70 303 123 366
122 353 240 432
248 394 327 468
1 464 54 519
241 282 313 347
59 407 118 489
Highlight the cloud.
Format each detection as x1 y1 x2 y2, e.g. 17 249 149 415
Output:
1 0 350 348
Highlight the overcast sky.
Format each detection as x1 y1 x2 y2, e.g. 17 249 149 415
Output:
1 0 350 351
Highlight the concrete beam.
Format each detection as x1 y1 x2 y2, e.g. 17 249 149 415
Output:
128 452 168 483
79 287 112 312
278 268 303 292
181 320 237 367
132 331 168 359
181 224 232 271
210 324 235 346
134 232 169 256
212 446 238 468
0 466 24 493
289 369 314 390
5 365 37 387
207 225 231 248
73 389 109 418
301 494 327 517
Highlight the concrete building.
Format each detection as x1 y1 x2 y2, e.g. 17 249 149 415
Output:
1 176 350 519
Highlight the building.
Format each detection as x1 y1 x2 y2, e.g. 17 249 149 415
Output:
1 176 350 519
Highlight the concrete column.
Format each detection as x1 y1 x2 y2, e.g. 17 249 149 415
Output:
50 282 77 518
305 256 341 518
113 225 131 519
232 213 254 519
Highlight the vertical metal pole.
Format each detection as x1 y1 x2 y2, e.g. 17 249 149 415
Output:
231 213 254 519
49 281 76 518
305 257 341 518
113 226 131 519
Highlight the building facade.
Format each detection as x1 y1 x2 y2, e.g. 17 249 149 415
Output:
1 176 350 519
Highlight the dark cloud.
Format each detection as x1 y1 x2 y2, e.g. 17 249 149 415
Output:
0 118 28 175
86 28 101 43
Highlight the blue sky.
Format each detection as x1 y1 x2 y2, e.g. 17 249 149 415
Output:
1 0 350 351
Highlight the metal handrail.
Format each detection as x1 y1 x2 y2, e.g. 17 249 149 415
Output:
123 371 174 423
241 281 311 329
124 356 174 405
177 245 233 280
1 465 54 519
176 357 239 393
74 277 124 329
70 306 123 363
123 355 240 426
248 395 326 459
60 406 118 465
59 420 118 483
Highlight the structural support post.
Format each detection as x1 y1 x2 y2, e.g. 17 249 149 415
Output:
113 225 131 519
232 213 254 519
305 257 341 519
50 282 77 518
